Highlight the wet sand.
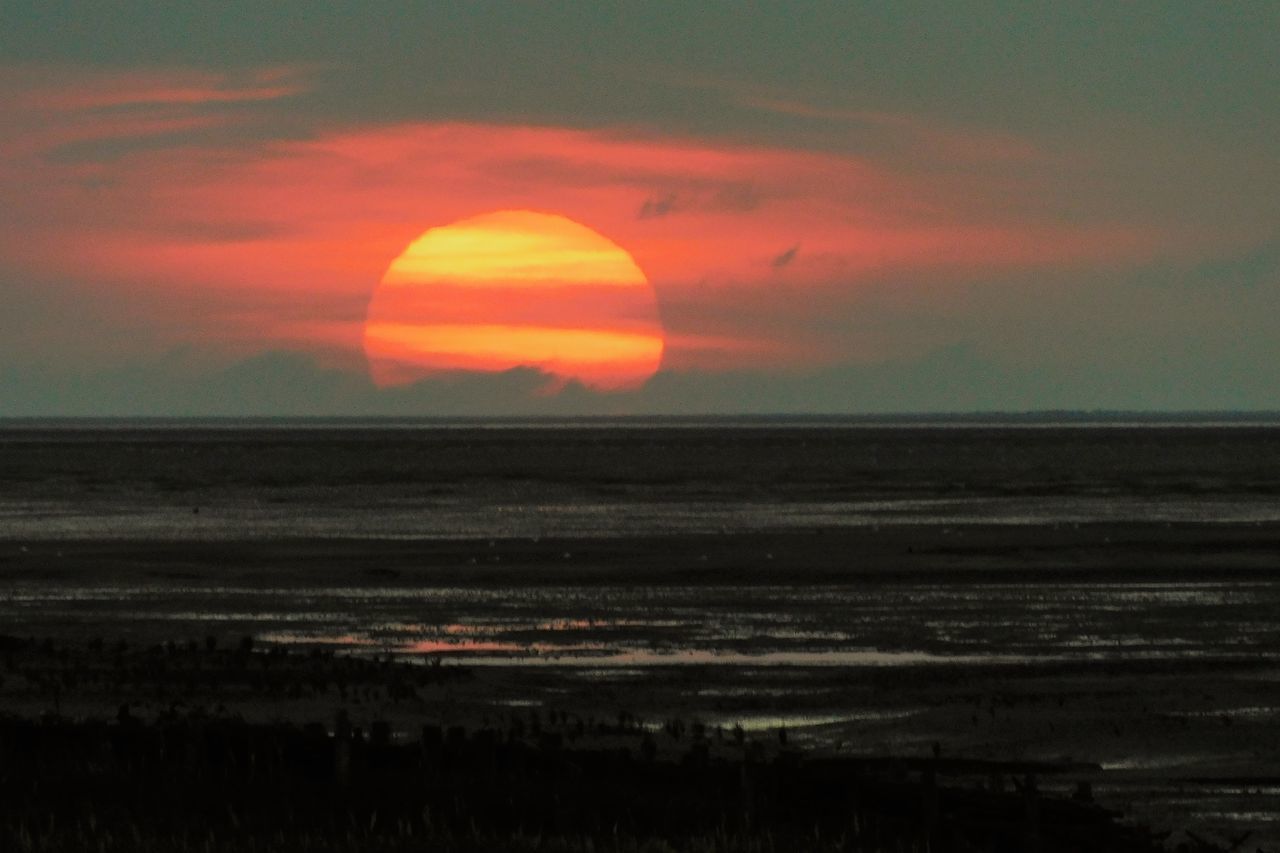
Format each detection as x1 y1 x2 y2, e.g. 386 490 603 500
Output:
3 523 1280 847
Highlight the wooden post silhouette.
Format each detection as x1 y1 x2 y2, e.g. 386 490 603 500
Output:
1022 772 1040 853
334 710 352 785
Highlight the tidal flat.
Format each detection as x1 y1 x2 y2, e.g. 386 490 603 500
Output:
2 423 1280 849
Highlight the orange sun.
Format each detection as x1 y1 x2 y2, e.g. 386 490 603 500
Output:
364 210 665 390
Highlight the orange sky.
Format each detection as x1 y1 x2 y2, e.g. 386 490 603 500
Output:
0 81 1183 376
1 50 1276 413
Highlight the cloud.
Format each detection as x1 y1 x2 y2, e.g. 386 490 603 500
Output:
636 183 759 221
12 66 312 112
6 335 1279 417
1 52 1277 413
771 243 799 270
637 192 678 219
0 95 1182 373
0 348 600 417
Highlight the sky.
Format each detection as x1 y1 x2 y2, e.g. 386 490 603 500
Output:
1 2 1277 415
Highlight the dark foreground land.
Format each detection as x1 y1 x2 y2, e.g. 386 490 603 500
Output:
0 635 1215 853
3 527 1280 850
2 601 1277 853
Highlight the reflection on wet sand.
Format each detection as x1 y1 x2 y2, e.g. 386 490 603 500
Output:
7 571 1280 844
10 579 1277 660
412 648 1026 667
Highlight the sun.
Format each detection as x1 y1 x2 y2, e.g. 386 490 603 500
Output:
364 210 665 391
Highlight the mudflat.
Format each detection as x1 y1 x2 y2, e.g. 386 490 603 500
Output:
3 424 1280 848
3 523 1280 847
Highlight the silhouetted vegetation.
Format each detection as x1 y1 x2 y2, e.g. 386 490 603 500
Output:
1 710 1190 853
2 608 1276 853
0 635 1243 853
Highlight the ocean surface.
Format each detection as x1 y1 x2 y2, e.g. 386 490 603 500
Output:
2 418 1280 539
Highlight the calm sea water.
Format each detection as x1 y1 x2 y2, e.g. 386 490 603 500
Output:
2 418 1280 539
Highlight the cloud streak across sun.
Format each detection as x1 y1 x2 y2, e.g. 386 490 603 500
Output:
381 211 648 287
